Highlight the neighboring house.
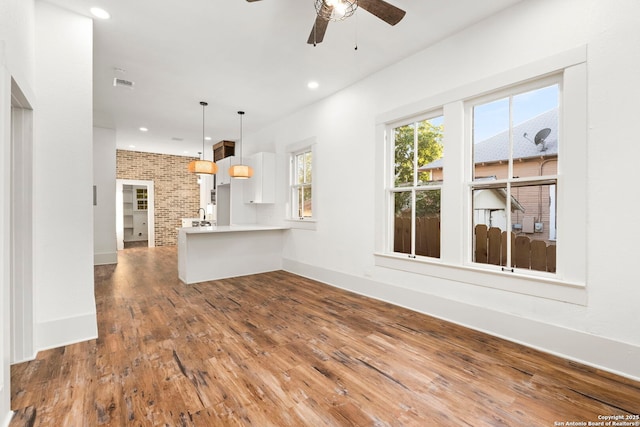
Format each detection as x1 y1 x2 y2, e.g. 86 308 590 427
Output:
420 108 558 243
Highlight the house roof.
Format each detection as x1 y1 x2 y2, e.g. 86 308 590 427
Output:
420 107 558 170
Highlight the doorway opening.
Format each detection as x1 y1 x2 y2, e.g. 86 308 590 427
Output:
116 179 155 250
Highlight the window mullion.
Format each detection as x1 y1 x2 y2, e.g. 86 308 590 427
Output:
301 154 306 185
506 96 514 269
505 183 512 269
508 95 514 180
413 122 419 186
410 189 417 257
408 122 417 257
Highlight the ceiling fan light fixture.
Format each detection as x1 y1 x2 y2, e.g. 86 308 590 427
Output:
315 0 357 21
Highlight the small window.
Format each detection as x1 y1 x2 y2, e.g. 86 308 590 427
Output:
135 187 148 211
390 114 444 258
290 148 313 219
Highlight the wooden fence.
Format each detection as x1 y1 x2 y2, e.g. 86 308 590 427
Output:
394 217 440 258
393 219 556 272
474 224 556 272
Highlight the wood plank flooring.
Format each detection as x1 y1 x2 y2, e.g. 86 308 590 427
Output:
10 246 640 426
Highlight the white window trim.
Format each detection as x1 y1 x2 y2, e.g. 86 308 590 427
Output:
388 111 444 258
465 74 561 273
286 138 317 230
374 46 587 305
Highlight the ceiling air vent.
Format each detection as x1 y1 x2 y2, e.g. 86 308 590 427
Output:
113 77 134 88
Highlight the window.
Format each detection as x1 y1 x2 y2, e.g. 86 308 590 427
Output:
135 187 148 211
390 114 444 258
290 148 313 219
470 81 559 273
376 48 587 303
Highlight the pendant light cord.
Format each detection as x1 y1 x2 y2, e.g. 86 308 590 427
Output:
200 101 208 160
238 111 245 163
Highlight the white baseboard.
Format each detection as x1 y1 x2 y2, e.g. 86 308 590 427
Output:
10 350 37 365
283 258 640 382
94 251 117 265
36 312 98 351
2 411 14 427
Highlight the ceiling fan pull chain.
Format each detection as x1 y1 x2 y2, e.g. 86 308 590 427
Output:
354 8 358 50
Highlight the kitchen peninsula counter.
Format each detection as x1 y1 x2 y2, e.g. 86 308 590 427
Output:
177 225 289 284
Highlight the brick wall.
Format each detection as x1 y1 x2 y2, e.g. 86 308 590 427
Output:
117 150 199 246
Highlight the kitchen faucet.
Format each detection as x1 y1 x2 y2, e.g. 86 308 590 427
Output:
198 208 206 220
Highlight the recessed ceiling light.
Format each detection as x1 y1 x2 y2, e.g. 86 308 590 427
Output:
90 7 110 19
128 145 135 148
307 81 319 90
139 127 148 132
204 136 212 141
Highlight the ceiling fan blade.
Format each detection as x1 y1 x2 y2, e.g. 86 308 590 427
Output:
357 0 406 26
307 15 330 45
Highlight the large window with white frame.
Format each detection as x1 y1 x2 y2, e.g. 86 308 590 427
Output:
469 77 560 274
377 48 587 303
390 113 444 259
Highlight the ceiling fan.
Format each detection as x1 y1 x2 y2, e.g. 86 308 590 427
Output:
246 0 406 45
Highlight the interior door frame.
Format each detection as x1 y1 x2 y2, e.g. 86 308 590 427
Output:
116 179 155 249
10 77 35 364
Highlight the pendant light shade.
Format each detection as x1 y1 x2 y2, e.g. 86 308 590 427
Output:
229 111 254 179
188 101 217 175
228 163 254 179
188 159 218 174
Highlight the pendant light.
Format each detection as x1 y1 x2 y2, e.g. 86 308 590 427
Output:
188 101 218 175
229 111 254 179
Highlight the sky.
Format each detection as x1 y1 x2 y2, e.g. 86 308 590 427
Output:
473 84 558 142
396 84 558 146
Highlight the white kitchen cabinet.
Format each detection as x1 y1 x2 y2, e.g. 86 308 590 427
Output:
243 152 275 204
215 156 235 186
215 155 256 225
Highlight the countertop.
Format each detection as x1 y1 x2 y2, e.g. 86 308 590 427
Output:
179 224 289 234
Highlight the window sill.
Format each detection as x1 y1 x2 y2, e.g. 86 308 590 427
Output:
285 218 317 230
374 252 587 305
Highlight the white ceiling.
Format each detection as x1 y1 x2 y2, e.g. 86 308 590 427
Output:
44 0 523 157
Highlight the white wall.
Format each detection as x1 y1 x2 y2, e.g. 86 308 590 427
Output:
0 0 35 423
93 127 117 264
34 3 97 350
0 0 35 95
252 0 640 380
0 46 14 427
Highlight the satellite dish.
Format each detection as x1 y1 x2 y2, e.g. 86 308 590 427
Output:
524 128 552 152
534 128 551 146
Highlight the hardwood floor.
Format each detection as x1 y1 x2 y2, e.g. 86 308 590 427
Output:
10 247 640 426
